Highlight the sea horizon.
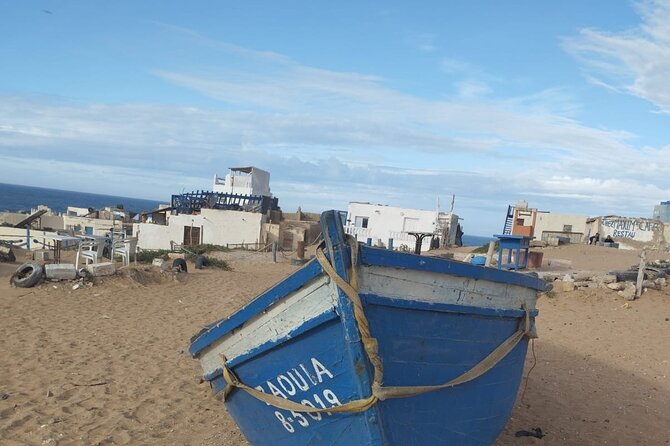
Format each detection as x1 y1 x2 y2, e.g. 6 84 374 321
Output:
0 182 164 215
0 182 495 241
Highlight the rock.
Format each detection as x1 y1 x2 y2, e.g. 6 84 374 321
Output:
44 264 77 280
642 279 657 290
548 259 572 269
563 273 574 282
557 280 575 292
167 253 185 260
617 282 637 300
593 274 617 284
573 281 590 288
655 277 666 288
607 282 626 291
85 262 116 277
572 272 592 281
152 258 166 268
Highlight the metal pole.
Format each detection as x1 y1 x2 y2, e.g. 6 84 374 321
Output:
25 225 30 250
272 242 277 263
109 216 114 260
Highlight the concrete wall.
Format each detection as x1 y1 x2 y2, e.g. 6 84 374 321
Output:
66 206 91 217
533 212 589 242
591 216 667 248
0 212 64 231
344 202 438 250
62 215 119 237
134 209 264 250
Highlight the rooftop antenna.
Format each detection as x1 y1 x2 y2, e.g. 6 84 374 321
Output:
449 194 455 214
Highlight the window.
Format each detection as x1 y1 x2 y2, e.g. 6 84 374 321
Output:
354 216 369 228
563 225 572 233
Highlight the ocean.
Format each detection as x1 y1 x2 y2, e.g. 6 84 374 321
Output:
0 183 163 214
0 183 495 244
461 234 496 247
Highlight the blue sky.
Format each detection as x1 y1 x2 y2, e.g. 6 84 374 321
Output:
1 1 669 235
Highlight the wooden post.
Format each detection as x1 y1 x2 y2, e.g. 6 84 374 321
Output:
272 242 277 263
297 241 305 260
635 250 646 298
484 241 496 267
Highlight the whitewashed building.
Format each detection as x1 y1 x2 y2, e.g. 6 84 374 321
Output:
344 202 460 251
134 208 264 250
213 167 272 197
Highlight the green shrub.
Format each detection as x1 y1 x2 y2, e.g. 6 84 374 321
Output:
471 241 498 254
135 249 171 263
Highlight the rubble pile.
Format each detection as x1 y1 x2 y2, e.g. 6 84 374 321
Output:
546 260 670 300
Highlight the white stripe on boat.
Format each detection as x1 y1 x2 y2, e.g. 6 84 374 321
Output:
358 265 537 310
199 275 338 376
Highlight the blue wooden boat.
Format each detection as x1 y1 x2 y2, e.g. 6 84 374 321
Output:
190 210 545 445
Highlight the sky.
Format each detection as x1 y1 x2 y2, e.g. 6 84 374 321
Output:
1 1 670 235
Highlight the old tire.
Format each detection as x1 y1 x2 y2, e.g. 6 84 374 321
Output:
11 262 44 288
172 258 188 273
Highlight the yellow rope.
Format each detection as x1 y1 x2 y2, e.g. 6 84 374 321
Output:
218 238 535 413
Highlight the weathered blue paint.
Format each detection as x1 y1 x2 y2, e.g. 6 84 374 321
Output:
361 293 539 319
190 210 542 445
359 245 546 291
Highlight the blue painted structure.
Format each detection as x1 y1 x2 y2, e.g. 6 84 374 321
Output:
191 211 545 445
494 234 532 270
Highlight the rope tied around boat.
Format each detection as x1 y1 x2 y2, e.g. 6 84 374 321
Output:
219 238 536 413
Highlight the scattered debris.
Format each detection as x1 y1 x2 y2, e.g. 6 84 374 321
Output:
85 262 115 277
0 244 16 262
0 392 9 400
44 263 77 281
549 260 670 298
515 427 545 439
618 282 637 301
10 262 44 288
71 381 107 387
172 258 188 273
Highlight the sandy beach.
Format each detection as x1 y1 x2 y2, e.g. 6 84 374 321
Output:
1 245 669 445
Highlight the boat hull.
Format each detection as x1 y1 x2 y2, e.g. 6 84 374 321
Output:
190 211 544 446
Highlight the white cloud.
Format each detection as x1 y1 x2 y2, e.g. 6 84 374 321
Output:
2 25 670 233
565 0 670 113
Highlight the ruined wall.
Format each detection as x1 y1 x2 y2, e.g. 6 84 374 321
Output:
534 212 589 242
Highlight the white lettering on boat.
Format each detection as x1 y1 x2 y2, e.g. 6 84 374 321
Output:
250 356 344 433
256 357 334 398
